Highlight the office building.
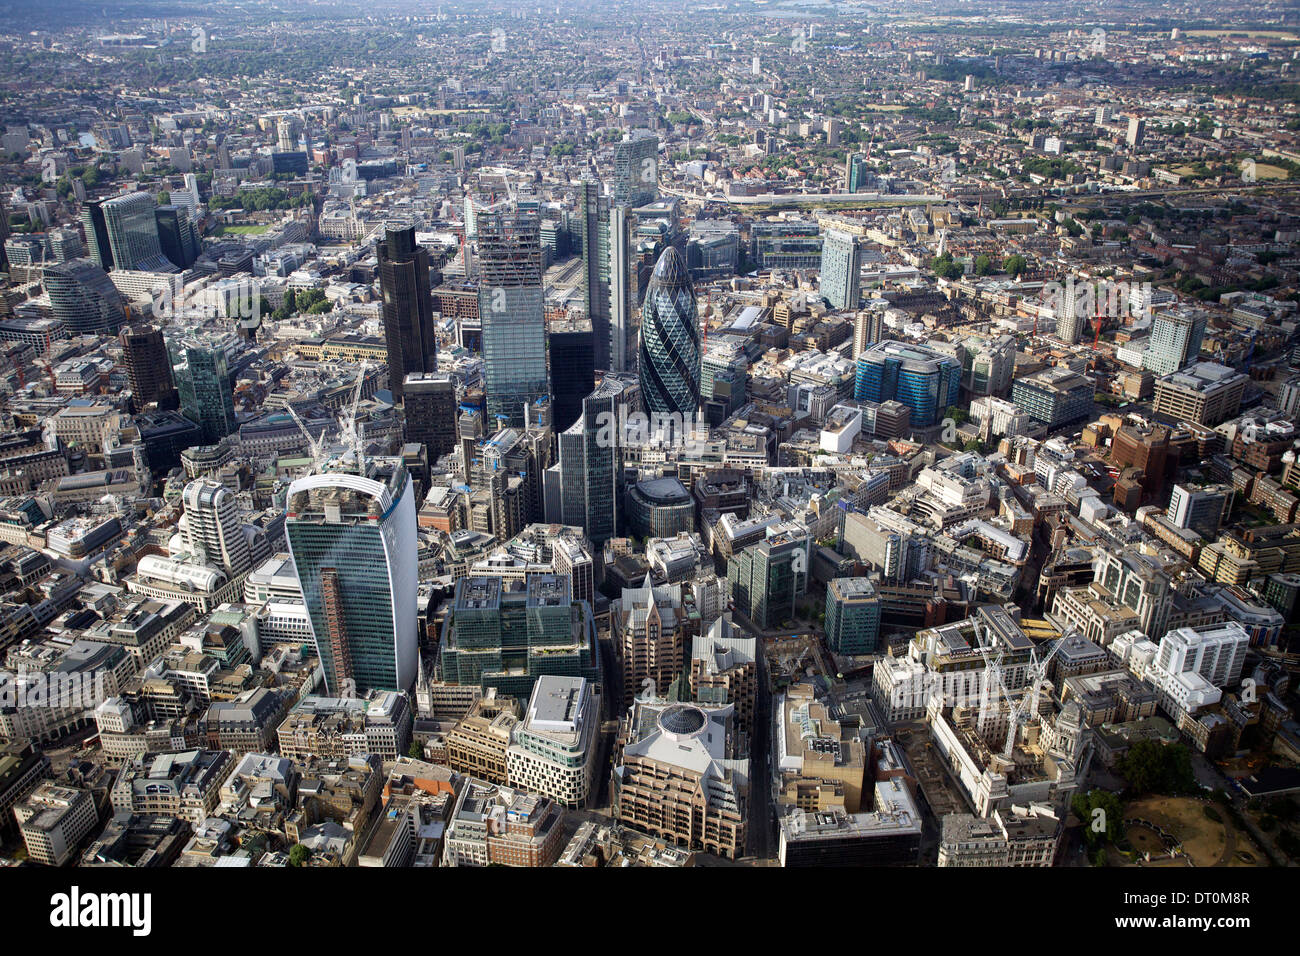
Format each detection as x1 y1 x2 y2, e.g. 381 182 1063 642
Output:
639 247 701 419
181 478 254 579
443 782 566 867
119 323 178 410
402 371 458 466
609 204 639 374
507 675 600 808
1168 483 1231 539
612 699 748 859
376 224 436 403
689 614 758 733
42 259 129 334
154 205 200 269
819 230 860 311
548 320 596 434
1011 366 1093 429
100 191 172 272
557 377 627 546
825 577 882 655
170 334 238 444
477 209 549 426
576 180 611 371
854 341 962 429
612 131 659 208
1152 362 1247 426
437 574 599 699
614 580 692 708
14 783 99 866
626 477 694 540
277 692 413 762
79 199 114 271
285 456 419 696
727 526 812 630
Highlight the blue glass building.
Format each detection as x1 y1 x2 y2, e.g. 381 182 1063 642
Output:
854 341 962 428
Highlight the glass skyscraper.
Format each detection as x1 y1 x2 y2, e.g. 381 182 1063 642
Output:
612 131 659 208
854 340 962 429
170 334 238 444
42 259 129 334
558 377 627 546
477 209 549 427
577 180 611 371
285 456 418 696
100 191 173 272
638 247 701 419
379 222 437 403
819 229 861 311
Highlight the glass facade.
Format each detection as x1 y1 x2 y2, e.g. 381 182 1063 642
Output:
854 341 961 428
478 210 550 426
638 248 701 418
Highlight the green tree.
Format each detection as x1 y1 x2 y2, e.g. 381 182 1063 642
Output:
288 844 311 867
1072 789 1123 847
1118 740 1196 795
408 740 424 760
1004 254 1028 278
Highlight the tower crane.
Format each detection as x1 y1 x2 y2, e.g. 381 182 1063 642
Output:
1001 637 1064 760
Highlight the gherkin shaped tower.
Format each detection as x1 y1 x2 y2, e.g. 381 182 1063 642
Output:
638 248 701 418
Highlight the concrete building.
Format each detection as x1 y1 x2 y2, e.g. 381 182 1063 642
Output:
14 783 99 866
507 676 600 808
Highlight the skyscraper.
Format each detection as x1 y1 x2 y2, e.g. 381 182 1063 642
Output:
286 456 418 696
819 230 861 311
154 205 201 269
79 199 114 272
612 131 659 208
638 247 701 419
402 371 458 466
119 323 178 411
182 478 253 578
548 320 596 434
170 334 238 444
379 223 437 403
608 204 639 374
577 180 611 371
478 209 549 426
42 259 129 334
100 192 173 272
1144 307 1207 376
558 377 627 546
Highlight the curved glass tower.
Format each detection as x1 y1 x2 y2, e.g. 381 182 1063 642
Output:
638 248 701 419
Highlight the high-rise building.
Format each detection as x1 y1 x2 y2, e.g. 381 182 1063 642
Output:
285 456 419 696
612 131 659 208
548 320 596 434
854 341 962 429
436 574 599 699
557 377 627 546
170 334 238 444
1151 362 1246 426
119 323 178 411
154 205 201 269
182 478 254 578
100 191 173 272
402 371 458 466
727 526 812 630
1010 366 1094 429
608 204 639 374
506 675 600 808
1144 307 1207 376
1167 483 1231 539
638 247 701 420
478 209 549 426
819 230 861 311
853 308 885 359
42 259 129 335
825 577 882 655
847 152 873 193
79 199 114 271
1126 116 1145 147
612 698 748 859
576 180 611 371
614 580 693 708
379 223 437 403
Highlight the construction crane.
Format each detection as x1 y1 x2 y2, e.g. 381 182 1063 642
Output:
1001 637 1064 760
339 361 369 464
283 404 326 465
973 621 1005 740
